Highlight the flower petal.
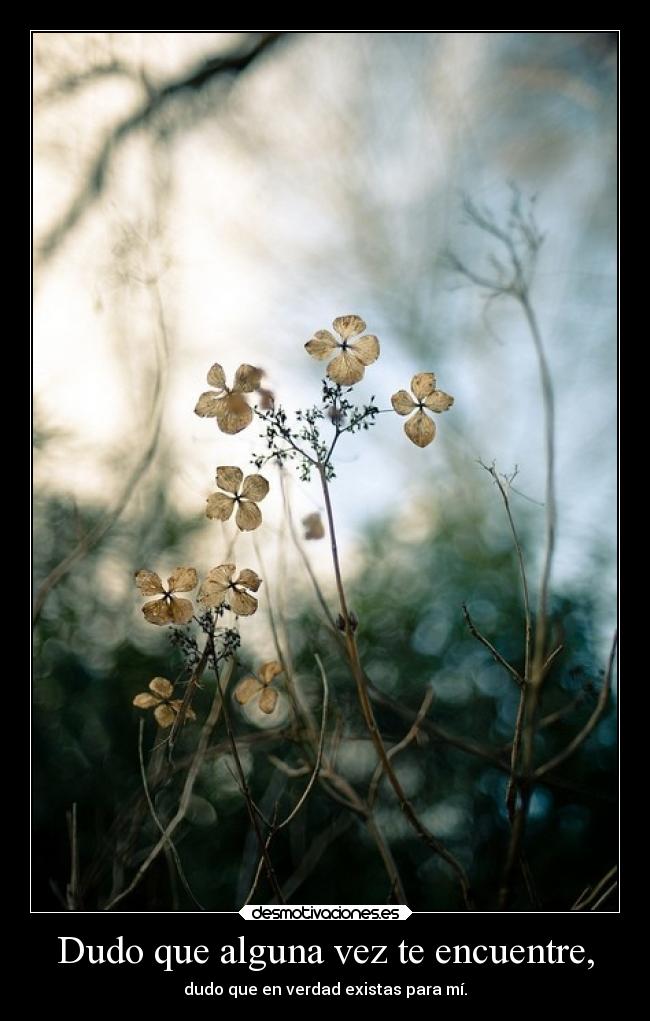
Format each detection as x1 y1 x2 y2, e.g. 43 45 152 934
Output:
215 393 253 434
404 409 436 448
327 350 365 386
302 512 325 540
235 568 262 592
142 598 174 625
333 314 366 340
234 675 263 705
207 363 227 389
134 569 164 596
154 703 176 728
259 660 283 686
198 564 235 608
230 588 258 616
424 390 454 413
169 596 194 624
216 466 243 494
349 334 379 366
205 564 236 588
259 687 279 714
149 677 174 699
241 474 269 502
206 492 236 521
411 372 437 400
235 500 262 531
194 391 223 417
391 390 417 416
133 692 159 708
167 567 198 593
305 331 338 360
232 364 263 393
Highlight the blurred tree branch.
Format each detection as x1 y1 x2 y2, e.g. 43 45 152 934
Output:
37 32 290 263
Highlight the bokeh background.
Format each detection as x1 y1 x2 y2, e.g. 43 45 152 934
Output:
33 31 617 911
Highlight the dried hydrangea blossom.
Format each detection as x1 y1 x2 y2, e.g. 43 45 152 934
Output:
134 567 198 626
206 466 270 531
198 563 262 617
235 660 283 715
132 677 197 729
194 363 262 434
391 372 454 448
302 512 325 540
305 315 380 386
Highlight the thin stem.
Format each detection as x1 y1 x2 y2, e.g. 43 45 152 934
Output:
318 463 473 909
462 604 524 687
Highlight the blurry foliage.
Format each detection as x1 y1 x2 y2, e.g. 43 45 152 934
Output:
33 470 615 910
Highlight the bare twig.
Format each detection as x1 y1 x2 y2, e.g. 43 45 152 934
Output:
462 603 524 687
103 657 234 911
65 803 80 910
535 632 617 779
368 687 434 809
572 865 617 911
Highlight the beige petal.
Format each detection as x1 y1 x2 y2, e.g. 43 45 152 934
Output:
198 581 227 609
235 500 262 531
235 568 262 592
194 391 223 418
404 409 436 448
169 596 194 625
327 350 365 386
154 703 176 728
424 390 454 413
198 564 235 608
259 687 279 714
302 512 325 540
133 692 159 709
134 569 164 596
149 677 174 699
215 393 253 434
349 334 379 366
391 390 416 416
167 567 198 593
230 588 258 616
216 465 243 494
206 491 236 521
305 331 338 360
241 474 269 502
205 564 236 587
411 372 437 400
333 314 366 340
142 598 174 626
258 661 283 686
207 363 227 390
234 675 263 705
232 364 263 393
170 699 196 722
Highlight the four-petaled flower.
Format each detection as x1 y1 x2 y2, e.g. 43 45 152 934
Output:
391 372 454 448
235 661 283 715
198 564 262 616
132 677 197 729
305 315 380 386
206 467 269 531
194 363 262 434
134 567 198 626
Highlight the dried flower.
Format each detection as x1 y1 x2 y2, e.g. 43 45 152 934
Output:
391 372 454 448
206 467 270 531
302 512 325 540
198 564 262 616
257 386 275 411
194 363 262 434
235 661 283 715
134 567 198 626
305 315 379 386
132 677 197 728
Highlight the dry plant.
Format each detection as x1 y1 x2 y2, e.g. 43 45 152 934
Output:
67 192 615 913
